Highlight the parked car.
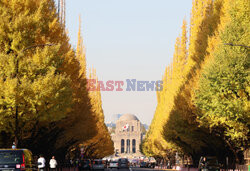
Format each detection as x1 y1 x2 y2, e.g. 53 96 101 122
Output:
148 162 156 168
0 149 34 171
79 159 91 170
139 162 148 168
92 159 105 171
130 159 137 167
198 156 220 171
109 160 118 169
118 158 129 169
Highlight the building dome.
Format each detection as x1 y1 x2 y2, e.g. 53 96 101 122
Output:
118 114 139 122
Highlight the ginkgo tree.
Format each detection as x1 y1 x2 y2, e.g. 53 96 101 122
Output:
144 0 249 166
143 0 246 165
142 19 189 160
61 18 114 160
82 68 114 159
194 0 250 161
0 0 111 160
0 0 72 147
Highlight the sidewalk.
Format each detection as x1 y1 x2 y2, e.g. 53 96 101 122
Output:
154 166 198 171
154 166 177 170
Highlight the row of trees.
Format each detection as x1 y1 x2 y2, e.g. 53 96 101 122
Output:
142 0 249 166
0 0 113 160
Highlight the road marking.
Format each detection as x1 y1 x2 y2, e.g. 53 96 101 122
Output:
129 167 133 171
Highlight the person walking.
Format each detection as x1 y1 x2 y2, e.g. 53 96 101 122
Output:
49 156 57 171
38 154 46 171
11 142 16 149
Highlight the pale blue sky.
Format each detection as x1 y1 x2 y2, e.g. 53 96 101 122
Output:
65 0 193 125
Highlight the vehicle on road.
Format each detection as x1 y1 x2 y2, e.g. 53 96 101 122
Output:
109 160 119 169
198 156 220 171
92 159 105 171
130 159 137 167
118 158 129 169
79 159 91 171
148 158 156 168
148 162 155 168
0 149 34 171
139 161 148 168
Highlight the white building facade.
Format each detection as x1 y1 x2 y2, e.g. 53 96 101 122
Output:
112 114 143 157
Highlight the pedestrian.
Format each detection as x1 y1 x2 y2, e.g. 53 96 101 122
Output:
70 159 73 167
49 156 57 171
201 157 207 168
11 142 16 149
38 154 46 171
75 158 80 168
167 161 170 169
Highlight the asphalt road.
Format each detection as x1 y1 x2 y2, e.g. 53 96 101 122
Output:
106 167 168 171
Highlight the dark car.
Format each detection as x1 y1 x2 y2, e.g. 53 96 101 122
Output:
148 162 155 168
0 149 34 171
198 156 220 171
79 159 91 171
118 158 129 169
139 162 147 168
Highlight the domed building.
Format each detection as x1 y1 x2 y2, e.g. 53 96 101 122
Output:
111 114 143 157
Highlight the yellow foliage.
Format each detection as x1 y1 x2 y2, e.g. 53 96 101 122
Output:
144 0 234 160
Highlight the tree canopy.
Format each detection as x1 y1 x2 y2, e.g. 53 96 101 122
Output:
143 0 249 166
0 0 113 160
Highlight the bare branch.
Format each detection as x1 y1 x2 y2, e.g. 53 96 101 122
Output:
224 43 250 48
22 44 56 53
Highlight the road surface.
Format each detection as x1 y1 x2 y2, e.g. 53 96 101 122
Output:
105 168 174 171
